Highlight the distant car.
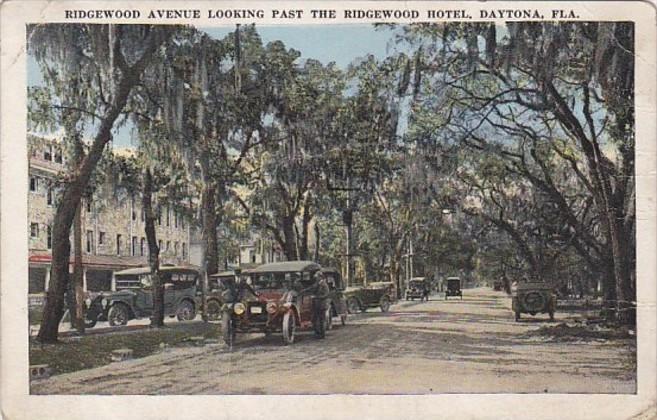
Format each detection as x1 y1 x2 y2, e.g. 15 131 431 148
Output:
445 277 462 300
345 282 396 313
512 282 556 321
405 277 430 301
220 261 329 345
84 265 201 327
493 281 503 291
322 268 348 328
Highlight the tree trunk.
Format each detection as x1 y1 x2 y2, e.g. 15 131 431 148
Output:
143 169 164 327
72 201 84 333
313 221 321 262
282 215 298 260
36 31 170 343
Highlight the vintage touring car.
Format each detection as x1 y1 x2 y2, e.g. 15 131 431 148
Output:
220 261 331 345
512 282 556 322
84 265 201 327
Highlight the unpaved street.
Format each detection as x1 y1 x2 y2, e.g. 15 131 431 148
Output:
31 288 636 394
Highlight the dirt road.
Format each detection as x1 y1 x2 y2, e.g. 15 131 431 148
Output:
31 288 635 394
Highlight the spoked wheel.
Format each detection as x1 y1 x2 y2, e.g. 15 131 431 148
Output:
206 300 222 322
221 315 235 347
176 300 196 321
282 311 296 345
108 304 129 326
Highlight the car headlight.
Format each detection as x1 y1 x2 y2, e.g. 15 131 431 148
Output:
266 302 278 314
101 298 108 307
85 298 92 307
233 302 246 315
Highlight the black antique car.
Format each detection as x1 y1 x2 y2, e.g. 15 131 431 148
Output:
512 282 556 321
444 277 463 300
405 277 430 301
84 265 201 327
345 281 396 313
221 261 329 346
322 268 348 328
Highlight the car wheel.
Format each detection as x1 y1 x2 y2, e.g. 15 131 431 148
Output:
380 296 390 313
221 315 235 347
515 311 521 322
282 311 296 345
108 304 129 326
176 300 196 321
549 311 555 322
206 300 222 322
340 314 347 326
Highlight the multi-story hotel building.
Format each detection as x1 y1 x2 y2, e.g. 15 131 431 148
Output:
28 135 192 297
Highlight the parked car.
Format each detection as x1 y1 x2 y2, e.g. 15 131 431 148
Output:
84 265 201 327
345 281 396 313
322 268 348 329
512 282 556 321
405 277 430 301
445 277 462 300
493 280 503 291
221 261 330 346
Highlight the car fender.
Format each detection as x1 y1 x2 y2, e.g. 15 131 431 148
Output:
108 300 136 319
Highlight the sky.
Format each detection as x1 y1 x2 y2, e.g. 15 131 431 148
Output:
28 24 399 148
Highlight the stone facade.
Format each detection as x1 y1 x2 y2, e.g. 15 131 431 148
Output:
28 135 192 294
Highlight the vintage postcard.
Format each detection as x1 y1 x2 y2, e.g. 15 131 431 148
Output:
1 1 655 419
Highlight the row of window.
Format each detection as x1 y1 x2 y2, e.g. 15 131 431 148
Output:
29 222 187 258
32 144 63 164
30 177 188 231
130 198 186 229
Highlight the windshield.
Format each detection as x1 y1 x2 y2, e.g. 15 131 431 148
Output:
252 272 295 290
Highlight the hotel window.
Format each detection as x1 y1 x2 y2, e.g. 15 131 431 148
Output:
29 177 38 192
47 187 53 206
181 215 185 229
131 236 138 256
86 230 94 254
98 231 105 245
166 241 171 253
182 243 187 258
43 145 52 161
174 211 178 228
86 199 92 214
30 223 39 238
166 206 170 227
140 238 145 257
158 240 163 251
174 241 179 256
116 234 122 255
157 207 162 226
47 225 52 249
131 197 136 221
